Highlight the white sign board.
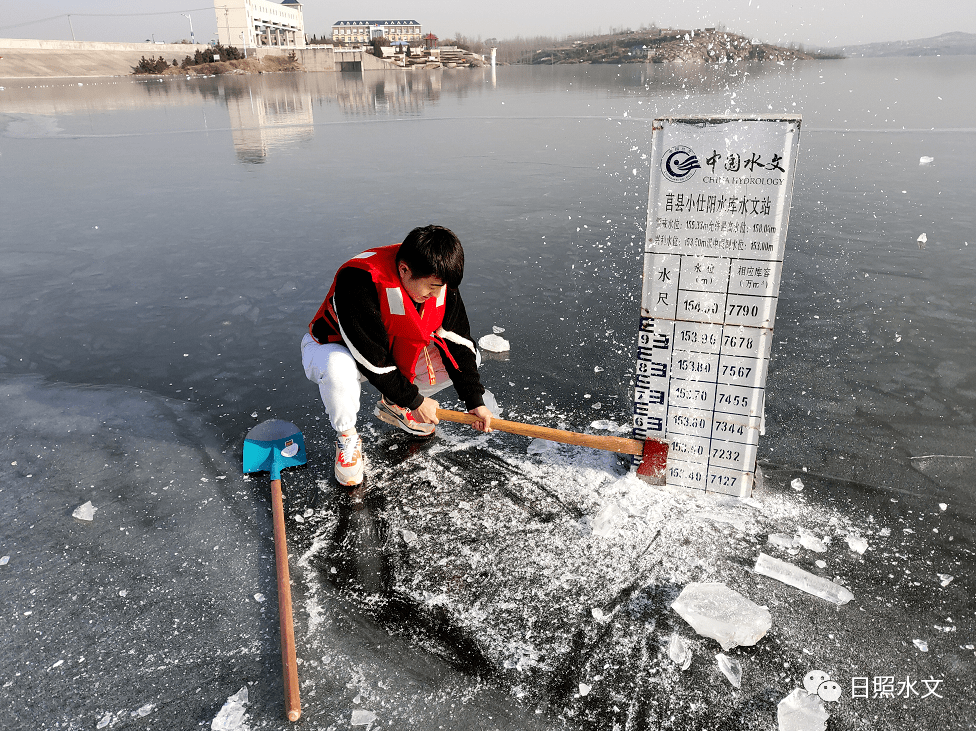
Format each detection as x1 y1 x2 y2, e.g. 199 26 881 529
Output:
634 116 801 497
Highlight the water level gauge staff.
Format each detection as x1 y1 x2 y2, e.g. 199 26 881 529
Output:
302 225 494 486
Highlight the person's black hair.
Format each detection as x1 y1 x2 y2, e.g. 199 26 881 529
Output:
396 225 464 289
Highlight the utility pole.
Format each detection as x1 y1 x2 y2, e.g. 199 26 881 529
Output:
67 15 76 41
182 13 195 45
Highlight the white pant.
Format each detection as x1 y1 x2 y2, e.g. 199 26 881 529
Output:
301 333 451 433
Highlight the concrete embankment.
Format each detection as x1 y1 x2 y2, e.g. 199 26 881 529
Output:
0 38 394 78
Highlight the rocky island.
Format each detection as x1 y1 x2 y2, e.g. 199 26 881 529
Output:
526 28 837 64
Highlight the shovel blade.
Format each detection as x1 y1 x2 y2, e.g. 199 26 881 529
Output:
243 419 307 480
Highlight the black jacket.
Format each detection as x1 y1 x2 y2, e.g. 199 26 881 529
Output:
311 267 485 411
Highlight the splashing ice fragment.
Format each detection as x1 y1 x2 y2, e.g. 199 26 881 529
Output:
351 709 377 726
478 333 510 352
777 688 829 731
716 653 742 688
400 528 418 544
72 501 97 521
795 529 827 553
211 687 248 730
913 639 928 652
668 632 692 670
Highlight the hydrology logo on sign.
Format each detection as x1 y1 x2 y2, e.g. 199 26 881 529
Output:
662 145 701 183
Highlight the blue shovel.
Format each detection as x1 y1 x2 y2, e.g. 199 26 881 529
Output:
243 419 306 722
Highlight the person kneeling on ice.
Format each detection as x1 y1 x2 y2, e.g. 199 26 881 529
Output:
302 225 494 486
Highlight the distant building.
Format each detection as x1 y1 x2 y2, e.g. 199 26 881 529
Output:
331 20 422 45
214 0 306 49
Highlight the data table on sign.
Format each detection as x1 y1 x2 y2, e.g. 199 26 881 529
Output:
634 251 777 495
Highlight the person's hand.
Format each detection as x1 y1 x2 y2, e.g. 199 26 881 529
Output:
468 405 493 433
411 397 440 424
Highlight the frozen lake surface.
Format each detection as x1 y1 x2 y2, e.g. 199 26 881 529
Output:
1 58 974 729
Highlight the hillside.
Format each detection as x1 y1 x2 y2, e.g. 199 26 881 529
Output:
824 31 976 57
528 29 823 65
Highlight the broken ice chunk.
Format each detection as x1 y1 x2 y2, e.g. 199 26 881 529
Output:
919 156 934 165
492 325 505 333
777 688 829 731
0 556 9 566
917 233 927 248
590 419 619 431
400 528 418 545
482 389 501 416
668 632 692 670
768 533 799 549
913 639 928 652
131 703 154 718
795 529 827 553
790 478 804 491
578 682 592 696
671 582 771 651
938 573 954 587
253 593 265 603
845 535 868 554
72 501 97 521
478 333 510 352
211 687 248 730
716 653 742 688
351 709 377 726
96 714 113 729
754 553 854 606
591 501 626 538
591 607 608 622
938 503 947 511
527 438 557 455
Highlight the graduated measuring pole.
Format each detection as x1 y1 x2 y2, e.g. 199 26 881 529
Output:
634 115 801 498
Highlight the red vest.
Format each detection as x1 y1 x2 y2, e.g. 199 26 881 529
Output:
309 244 452 382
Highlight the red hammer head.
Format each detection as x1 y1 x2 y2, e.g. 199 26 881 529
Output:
635 438 668 485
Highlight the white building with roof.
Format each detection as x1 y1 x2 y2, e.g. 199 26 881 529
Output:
331 20 422 45
214 0 306 50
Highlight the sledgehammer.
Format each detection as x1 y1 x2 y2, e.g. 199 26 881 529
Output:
435 409 668 484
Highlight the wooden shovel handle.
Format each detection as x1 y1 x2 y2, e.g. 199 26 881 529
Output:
436 408 645 456
270 478 301 722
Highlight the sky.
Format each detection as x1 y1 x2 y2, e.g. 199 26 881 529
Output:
0 0 973 48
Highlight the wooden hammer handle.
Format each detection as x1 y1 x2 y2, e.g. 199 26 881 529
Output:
436 408 645 457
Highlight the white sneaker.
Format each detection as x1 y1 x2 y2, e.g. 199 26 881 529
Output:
374 397 435 437
334 431 364 486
